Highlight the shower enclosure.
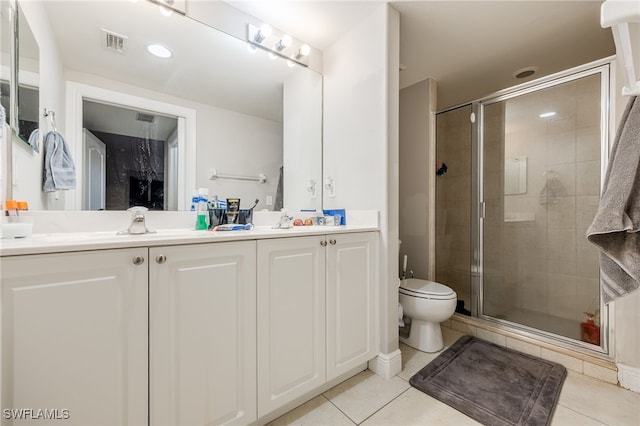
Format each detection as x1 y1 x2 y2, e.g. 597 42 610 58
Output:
435 61 609 352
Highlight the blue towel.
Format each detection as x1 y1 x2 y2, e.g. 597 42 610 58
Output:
43 130 76 192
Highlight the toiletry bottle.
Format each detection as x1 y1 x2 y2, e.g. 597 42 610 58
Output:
580 312 600 345
190 190 199 211
195 188 209 230
5 200 18 216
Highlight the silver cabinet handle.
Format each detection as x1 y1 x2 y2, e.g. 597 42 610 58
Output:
329 239 337 245
132 256 145 265
320 240 327 247
156 255 167 264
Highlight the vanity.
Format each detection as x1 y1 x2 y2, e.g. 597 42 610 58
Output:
0 219 379 425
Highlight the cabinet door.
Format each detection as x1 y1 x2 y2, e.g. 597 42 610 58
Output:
0 248 148 426
149 241 256 426
257 236 326 417
326 232 378 380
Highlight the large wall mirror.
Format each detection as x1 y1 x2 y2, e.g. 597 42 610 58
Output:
1 1 39 147
15 0 322 212
16 1 39 146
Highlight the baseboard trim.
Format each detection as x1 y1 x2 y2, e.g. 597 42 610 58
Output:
368 349 402 379
617 363 640 393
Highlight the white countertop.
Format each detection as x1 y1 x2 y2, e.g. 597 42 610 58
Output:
0 225 379 257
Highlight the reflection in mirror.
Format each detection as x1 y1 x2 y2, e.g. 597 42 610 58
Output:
82 100 178 211
33 0 322 212
16 2 39 147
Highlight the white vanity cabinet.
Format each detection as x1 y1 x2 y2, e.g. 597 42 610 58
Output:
256 231 378 416
326 232 378 381
0 230 378 426
0 248 149 426
256 235 327 417
149 241 257 426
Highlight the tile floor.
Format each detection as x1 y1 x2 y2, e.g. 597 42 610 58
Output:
268 328 640 426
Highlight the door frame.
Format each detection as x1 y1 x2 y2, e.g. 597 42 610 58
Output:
472 60 613 356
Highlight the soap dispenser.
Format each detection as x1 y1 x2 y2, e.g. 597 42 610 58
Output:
195 188 209 230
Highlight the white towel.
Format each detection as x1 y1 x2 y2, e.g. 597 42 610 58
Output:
43 130 76 192
586 96 640 304
28 128 40 152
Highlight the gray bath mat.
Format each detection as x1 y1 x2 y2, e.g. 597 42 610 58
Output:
409 335 566 426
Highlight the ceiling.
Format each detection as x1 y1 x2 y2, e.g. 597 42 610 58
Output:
226 0 615 109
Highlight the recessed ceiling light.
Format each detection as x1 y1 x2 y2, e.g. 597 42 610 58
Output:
539 112 556 118
513 66 538 79
147 44 172 59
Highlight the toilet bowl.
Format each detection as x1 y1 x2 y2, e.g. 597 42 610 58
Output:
399 278 457 353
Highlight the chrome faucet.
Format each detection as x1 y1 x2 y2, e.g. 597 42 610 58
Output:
117 207 156 235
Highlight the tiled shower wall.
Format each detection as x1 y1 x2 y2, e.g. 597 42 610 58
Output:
483 74 602 332
435 105 472 308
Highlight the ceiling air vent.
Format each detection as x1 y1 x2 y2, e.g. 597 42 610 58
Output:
136 112 155 123
102 29 128 53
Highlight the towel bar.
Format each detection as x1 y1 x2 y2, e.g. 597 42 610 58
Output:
209 168 266 183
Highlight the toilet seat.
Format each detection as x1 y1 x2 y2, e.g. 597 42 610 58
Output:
399 279 456 300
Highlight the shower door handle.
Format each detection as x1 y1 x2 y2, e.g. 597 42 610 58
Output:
480 202 486 219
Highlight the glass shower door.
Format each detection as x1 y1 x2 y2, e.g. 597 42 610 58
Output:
481 70 605 347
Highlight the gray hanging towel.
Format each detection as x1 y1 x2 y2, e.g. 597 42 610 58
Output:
273 166 284 211
43 130 76 192
586 96 640 304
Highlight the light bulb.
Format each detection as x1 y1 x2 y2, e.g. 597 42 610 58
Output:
247 43 257 53
287 59 295 68
260 24 272 38
276 34 292 51
269 52 278 60
159 5 173 16
299 44 311 56
254 24 272 43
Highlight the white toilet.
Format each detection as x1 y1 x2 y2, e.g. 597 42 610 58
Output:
399 278 457 353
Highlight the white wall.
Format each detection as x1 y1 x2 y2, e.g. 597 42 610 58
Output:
283 70 322 211
323 4 400 358
12 1 65 211
399 79 437 279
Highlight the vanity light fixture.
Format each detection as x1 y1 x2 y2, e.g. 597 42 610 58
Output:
147 43 172 59
246 23 310 67
539 111 556 118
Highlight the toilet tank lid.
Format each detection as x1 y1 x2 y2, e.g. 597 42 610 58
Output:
400 279 455 296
